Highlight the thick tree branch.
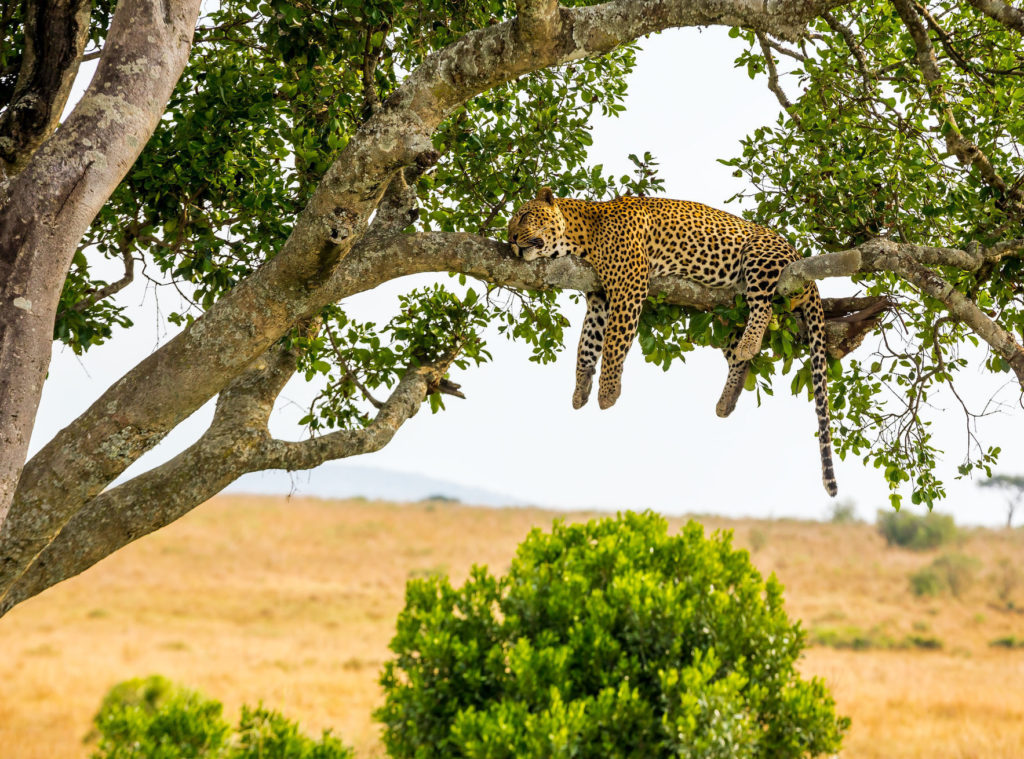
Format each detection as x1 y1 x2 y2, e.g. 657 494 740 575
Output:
0 337 298 614
778 238 1024 383
966 0 1024 34
0 347 453 613
4 0 853 603
333 231 1019 381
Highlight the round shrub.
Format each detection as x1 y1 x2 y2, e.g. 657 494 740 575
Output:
90 675 353 759
376 511 848 758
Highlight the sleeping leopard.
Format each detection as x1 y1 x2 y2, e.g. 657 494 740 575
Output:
507 187 838 497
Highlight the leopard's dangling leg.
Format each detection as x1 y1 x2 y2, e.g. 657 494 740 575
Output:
597 283 648 409
716 333 751 418
573 292 608 409
734 234 792 362
592 216 651 410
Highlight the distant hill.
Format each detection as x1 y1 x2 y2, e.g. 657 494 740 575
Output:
225 462 535 508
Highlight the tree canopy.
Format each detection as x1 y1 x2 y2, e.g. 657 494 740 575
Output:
1 0 1023 615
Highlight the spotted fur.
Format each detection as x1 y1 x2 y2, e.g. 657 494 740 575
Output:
508 187 838 496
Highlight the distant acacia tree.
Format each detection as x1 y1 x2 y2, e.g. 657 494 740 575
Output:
979 475 1024 528
2 0 1024 616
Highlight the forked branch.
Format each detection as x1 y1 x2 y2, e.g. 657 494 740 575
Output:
0 341 459 613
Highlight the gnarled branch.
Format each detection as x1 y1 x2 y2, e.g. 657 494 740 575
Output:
0 338 455 613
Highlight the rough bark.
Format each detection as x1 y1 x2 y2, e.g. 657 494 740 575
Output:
0 0 202 593
966 0 1024 34
0 0 853 604
0 0 92 176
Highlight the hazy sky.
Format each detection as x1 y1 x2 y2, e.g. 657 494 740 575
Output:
31 27 1023 526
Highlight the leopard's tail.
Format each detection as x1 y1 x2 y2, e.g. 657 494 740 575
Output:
801 286 838 497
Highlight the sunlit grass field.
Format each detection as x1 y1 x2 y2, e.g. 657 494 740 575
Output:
2 494 1023 758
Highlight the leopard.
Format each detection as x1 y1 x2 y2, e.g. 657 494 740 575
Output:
507 186 838 497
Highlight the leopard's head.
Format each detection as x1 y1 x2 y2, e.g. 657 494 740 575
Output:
507 187 566 261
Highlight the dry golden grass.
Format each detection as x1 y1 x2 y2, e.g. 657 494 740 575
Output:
1 495 1023 758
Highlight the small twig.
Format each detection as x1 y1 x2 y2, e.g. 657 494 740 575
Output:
820 11 873 92
59 247 136 319
756 32 799 122
324 321 385 409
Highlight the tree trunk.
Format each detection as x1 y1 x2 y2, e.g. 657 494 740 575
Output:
0 0 202 587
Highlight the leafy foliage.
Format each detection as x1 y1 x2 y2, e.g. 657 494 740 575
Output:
90 675 352 759
722 2 1024 507
376 511 848 758
62 0 660 434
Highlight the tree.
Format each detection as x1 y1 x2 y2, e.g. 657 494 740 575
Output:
979 474 1024 527
0 0 1022 617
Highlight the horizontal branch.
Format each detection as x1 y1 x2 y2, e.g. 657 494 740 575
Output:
256 362 451 471
332 231 1021 378
779 237 1024 383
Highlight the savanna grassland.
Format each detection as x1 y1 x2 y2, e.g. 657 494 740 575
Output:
1 495 1022 759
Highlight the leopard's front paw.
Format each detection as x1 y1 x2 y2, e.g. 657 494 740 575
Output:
573 371 594 409
716 393 738 418
598 381 620 410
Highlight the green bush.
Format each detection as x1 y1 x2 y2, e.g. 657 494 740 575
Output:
876 509 958 550
376 511 848 758
827 500 859 524
990 635 1024 649
909 567 946 597
908 553 980 599
90 675 352 759
810 625 896 650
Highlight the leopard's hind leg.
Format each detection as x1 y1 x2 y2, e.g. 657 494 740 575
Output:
716 333 751 418
734 232 799 361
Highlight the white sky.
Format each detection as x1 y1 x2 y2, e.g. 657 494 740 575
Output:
31 27 1023 526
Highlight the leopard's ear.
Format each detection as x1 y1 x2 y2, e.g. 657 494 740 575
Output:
537 186 555 205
